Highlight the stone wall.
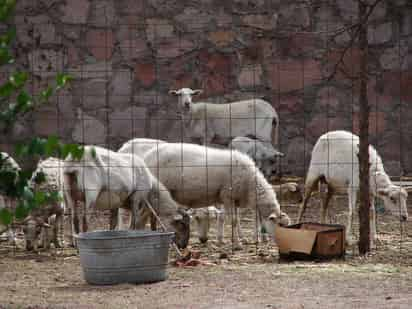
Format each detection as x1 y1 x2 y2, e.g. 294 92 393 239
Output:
1 0 412 176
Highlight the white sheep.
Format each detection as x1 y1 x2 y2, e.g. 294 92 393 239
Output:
63 145 190 249
25 157 66 251
297 130 409 248
0 152 20 245
118 138 167 157
193 182 301 244
143 143 290 249
116 138 167 230
169 88 279 147
229 136 284 178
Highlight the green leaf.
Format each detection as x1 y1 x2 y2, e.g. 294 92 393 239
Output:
32 170 46 185
0 27 16 47
28 138 46 156
15 201 28 220
0 82 14 97
16 90 33 112
9 72 28 88
40 86 53 102
0 0 16 22
56 73 72 89
0 208 12 225
45 135 60 156
15 143 28 158
0 46 14 65
33 191 47 205
72 145 85 160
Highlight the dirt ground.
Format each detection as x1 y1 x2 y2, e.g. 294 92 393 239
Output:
1 190 411 309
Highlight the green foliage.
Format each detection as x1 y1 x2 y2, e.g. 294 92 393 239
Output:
0 0 80 227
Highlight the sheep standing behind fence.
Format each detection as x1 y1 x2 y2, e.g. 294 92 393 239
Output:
63 145 190 249
298 130 409 248
169 88 279 147
143 142 290 249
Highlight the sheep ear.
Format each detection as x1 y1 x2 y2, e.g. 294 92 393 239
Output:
192 89 203 96
274 150 284 157
286 183 297 192
168 90 178 96
268 213 277 221
377 188 390 196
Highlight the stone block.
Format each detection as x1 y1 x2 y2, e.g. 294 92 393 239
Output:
28 49 67 78
135 62 156 88
269 59 322 93
59 0 91 24
238 65 262 88
109 106 147 139
86 29 114 61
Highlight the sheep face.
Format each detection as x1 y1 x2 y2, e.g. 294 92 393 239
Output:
377 186 408 221
189 208 210 243
262 211 291 237
167 209 191 249
23 217 50 251
169 88 202 115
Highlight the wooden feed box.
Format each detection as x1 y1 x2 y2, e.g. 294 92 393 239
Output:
274 223 346 260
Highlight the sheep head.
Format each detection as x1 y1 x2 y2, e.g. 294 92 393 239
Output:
169 88 203 114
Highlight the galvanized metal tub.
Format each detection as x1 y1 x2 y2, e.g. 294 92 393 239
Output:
75 230 174 285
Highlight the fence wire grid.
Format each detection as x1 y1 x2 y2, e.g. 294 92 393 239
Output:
0 1 411 263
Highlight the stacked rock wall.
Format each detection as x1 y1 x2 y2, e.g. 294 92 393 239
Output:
1 0 411 176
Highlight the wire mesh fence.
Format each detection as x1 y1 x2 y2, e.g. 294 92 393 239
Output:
0 0 411 262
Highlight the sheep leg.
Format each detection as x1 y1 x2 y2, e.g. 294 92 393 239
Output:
216 206 225 245
235 207 246 244
297 178 318 223
53 214 62 248
226 199 242 250
321 186 334 224
346 187 356 246
109 208 118 230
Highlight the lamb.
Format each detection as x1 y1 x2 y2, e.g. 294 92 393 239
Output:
229 136 284 178
143 143 290 249
169 88 279 147
0 152 20 245
297 130 409 248
25 157 66 251
192 182 301 244
63 145 190 249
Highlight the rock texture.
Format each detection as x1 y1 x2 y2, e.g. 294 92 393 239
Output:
2 0 412 176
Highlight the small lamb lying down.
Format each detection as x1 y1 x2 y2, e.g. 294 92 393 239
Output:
298 130 409 248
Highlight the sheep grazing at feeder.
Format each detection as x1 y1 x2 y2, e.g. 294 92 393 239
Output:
63 145 190 249
229 136 284 178
0 152 20 245
192 183 300 244
188 206 225 244
144 143 290 249
116 138 167 230
169 88 279 147
297 130 409 248
25 157 66 251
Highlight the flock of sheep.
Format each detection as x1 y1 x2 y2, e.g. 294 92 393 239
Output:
0 88 409 252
